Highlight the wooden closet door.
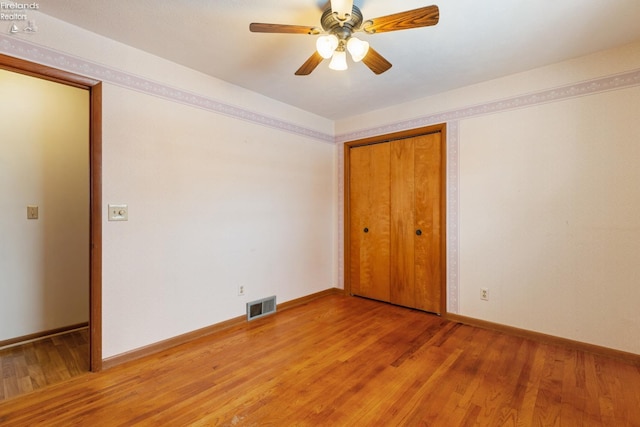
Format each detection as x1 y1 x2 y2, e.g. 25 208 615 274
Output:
349 143 391 302
413 132 443 314
348 129 444 314
390 138 416 308
390 133 443 313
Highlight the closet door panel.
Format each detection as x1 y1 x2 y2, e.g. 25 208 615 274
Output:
414 133 443 313
390 139 416 308
349 144 391 302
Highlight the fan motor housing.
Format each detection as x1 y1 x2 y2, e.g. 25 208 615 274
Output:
320 5 364 39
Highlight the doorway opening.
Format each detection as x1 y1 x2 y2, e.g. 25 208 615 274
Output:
0 54 102 375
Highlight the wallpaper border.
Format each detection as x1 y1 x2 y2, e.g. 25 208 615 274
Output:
0 35 334 144
336 67 640 314
335 67 640 144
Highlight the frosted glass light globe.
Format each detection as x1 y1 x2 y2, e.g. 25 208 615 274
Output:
316 35 339 59
347 37 370 62
329 50 348 71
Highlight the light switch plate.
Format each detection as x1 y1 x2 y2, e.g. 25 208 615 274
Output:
27 205 38 219
108 204 128 221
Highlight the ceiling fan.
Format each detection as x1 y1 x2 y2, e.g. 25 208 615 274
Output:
249 0 439 75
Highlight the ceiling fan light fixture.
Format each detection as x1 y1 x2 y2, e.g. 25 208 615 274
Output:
331 0 354 21
251 4 440 76
329 50 348 71
316 34 339 59
347 37 370 62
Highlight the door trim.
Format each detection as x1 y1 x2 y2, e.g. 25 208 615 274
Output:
0 53 103 371
344 123 447 314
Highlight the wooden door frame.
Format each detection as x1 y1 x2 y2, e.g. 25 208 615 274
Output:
344 123 447 314
0 54 103 371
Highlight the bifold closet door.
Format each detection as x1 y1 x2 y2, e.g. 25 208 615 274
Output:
349 143 390 302
390 138 416 308
349 131 443 314
390 133 442 313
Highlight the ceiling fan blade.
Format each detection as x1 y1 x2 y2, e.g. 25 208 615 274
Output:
362 5 439 34
295 52 325 76
361 47 392 75
250 23 320 35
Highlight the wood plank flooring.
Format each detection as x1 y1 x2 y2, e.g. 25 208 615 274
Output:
0 295 638 426
0 328 89 401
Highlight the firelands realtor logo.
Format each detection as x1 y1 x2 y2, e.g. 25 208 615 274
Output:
1 2 39 34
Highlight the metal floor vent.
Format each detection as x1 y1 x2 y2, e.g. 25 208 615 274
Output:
247 296 277 321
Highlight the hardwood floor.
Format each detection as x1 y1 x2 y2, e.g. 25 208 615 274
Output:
0 328 89 401
0 295 638 426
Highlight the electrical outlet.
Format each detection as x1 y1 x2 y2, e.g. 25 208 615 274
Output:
480 288 489 301
238 284 245 296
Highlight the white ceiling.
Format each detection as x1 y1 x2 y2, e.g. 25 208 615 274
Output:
38 0 640 120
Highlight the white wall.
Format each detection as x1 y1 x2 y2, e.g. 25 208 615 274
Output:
338 41 640 354
101 86 336 356
0 69 89 341
1 12 336 358
3 10 638 358
459 87 640 352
